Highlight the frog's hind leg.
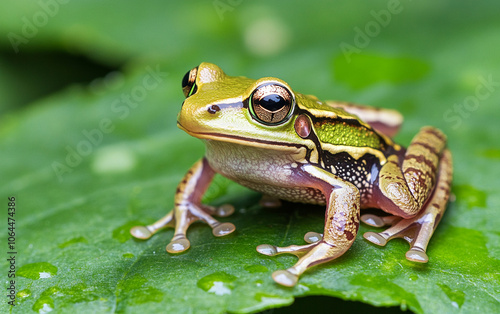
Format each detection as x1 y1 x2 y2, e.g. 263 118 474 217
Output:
363 141 453 262
376 127 448 218
257 165 360 287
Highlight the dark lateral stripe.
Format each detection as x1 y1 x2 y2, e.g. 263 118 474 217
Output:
412 141 440 155
305 108 370 130
312 115 363 128
404 154 437 173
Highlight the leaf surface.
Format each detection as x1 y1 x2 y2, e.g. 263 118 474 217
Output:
1 1 499 313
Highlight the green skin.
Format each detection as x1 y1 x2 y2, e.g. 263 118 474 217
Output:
131 63 453 287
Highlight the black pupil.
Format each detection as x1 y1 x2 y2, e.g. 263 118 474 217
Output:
259 94 286 112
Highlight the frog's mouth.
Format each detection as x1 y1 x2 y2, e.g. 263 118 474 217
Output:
177 121 248 143
177 122 305 152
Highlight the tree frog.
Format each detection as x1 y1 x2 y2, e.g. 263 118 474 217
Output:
131 63 453 287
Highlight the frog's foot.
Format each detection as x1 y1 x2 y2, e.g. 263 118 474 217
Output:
130 203 235 253
257 232 349 287
362 199 446 263
256 231 326 258
362 212 430 262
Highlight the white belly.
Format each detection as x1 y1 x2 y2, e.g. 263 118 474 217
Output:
204 140 326 205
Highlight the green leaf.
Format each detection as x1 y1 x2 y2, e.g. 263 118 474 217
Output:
1 1 500 313
332 53 431 90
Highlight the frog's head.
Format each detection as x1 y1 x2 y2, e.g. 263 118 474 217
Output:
177 62 317 150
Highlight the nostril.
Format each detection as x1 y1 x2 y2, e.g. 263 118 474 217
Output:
207 104 220 114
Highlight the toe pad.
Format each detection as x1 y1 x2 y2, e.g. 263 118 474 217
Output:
304 232 322 243
361 214 385 227
166 238 190 253
256 244 277 256
130 226 152 239
363 232 387 246
215 204 235 217
212 222 236 237
272 270 298 287
406 248 429 263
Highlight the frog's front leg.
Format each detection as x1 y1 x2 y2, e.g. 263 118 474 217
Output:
130 158 236 253
257 164 360 287
362 127 453 262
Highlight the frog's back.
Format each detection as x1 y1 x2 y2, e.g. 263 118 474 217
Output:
296 94 400 205
296 93 394 153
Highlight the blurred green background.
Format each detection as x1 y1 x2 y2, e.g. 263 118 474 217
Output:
1 1 499 313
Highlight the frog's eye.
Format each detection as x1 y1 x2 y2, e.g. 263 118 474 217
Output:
182 66 198 98
250 83 294 125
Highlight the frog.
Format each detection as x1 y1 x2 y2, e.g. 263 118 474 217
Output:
130 62 453 287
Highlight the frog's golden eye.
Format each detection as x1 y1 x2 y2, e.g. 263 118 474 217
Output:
182 66 198 98
250 83 294 125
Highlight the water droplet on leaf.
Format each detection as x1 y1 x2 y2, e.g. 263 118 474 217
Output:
197 272 237 296
18 262 58 280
